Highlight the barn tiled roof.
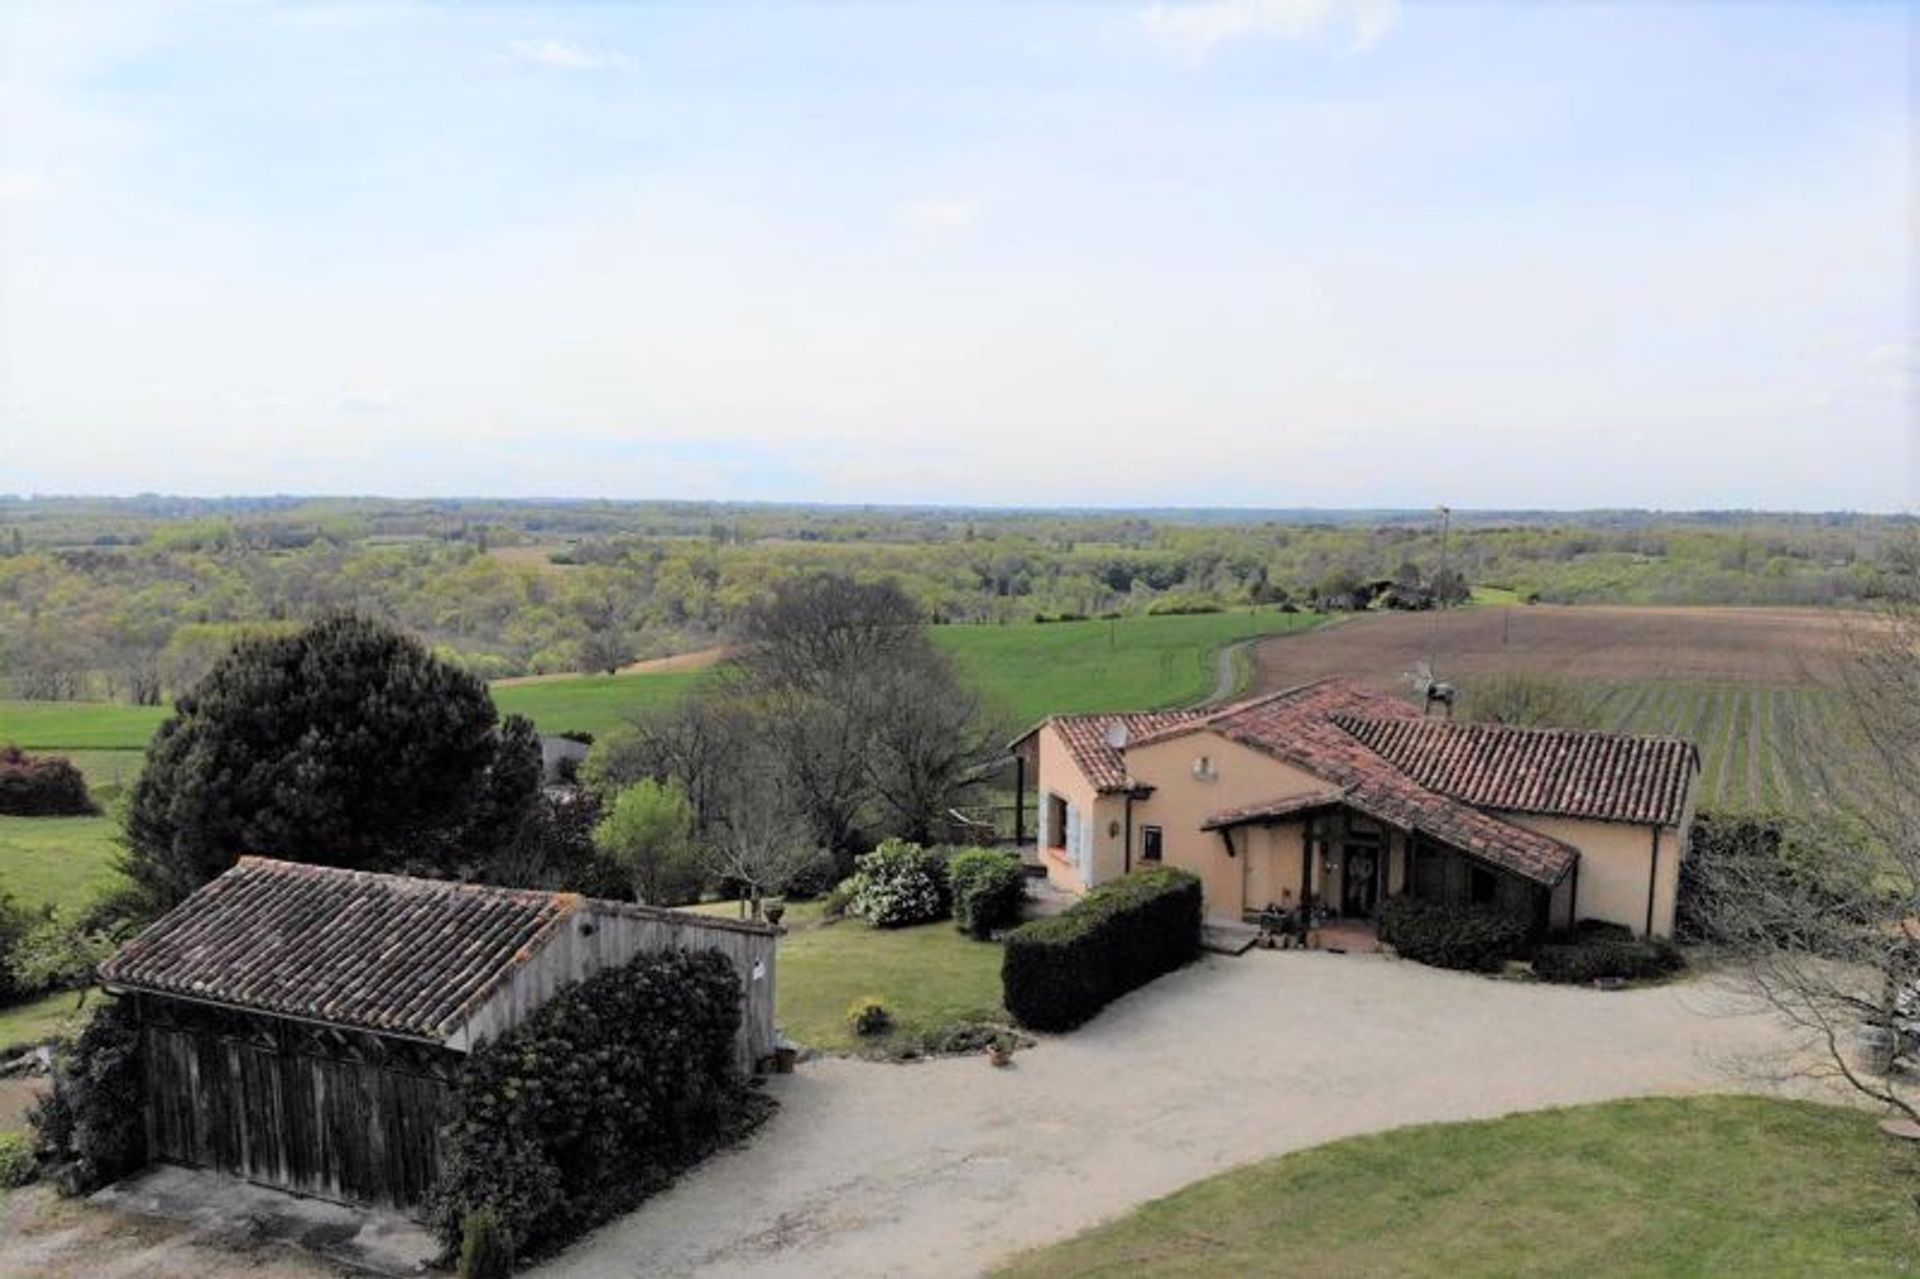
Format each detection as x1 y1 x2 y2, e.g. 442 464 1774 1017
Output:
1044 709 1210 793
1331 716 1696 827
100 858 578 1041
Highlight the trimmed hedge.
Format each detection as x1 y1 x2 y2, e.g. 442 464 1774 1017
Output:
1534 934 1686 985
1002 867 1201 1032
426 949 768 1268
1379 896 1529 973
0 746 95 816
948 848 1026 939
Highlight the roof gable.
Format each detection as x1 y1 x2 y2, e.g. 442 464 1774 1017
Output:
100 858 577 1041
1047 708 1210 792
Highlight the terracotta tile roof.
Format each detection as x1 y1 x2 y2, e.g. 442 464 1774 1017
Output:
1333 716 1696 827
1202 788 1350 830
1185 680 1578 885
1047 709 1210 793
100 858 578 1041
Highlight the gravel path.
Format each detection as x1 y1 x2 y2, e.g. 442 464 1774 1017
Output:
538 952 1817 1279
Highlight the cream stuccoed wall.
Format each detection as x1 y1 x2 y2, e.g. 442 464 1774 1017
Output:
1033 722 1129 892
1500 812 1684 938
1125 731 1331 920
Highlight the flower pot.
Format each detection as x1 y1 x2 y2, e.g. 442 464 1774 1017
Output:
765 903 787 927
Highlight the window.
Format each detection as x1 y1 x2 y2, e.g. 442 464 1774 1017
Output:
1141 825 1164 863
1045 794 1068 850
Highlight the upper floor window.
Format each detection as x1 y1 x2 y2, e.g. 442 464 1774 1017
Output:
1141 825 1164 863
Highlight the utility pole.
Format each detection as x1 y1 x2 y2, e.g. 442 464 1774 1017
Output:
1436 505 1452 608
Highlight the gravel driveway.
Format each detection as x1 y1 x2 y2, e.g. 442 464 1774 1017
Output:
538 951 1813 1279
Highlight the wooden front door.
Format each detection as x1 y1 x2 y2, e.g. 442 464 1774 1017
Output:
1341 844 1380 916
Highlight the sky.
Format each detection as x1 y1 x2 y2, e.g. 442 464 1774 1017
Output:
0 1 1911 511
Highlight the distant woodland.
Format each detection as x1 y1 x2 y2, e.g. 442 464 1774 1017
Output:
1 496 1911 701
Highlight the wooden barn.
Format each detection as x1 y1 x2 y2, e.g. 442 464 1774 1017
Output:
97 857 778 1212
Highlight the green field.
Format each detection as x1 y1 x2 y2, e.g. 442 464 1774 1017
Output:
0 613 1314 752
0 816 124 916
933 609 1321 727
1587 681 1843 814
491 670 707 739
688 898 1005 1055
996 1096 1918 1278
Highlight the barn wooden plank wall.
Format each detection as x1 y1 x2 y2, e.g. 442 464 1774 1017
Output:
140 997 455 1211
448 904 779 1071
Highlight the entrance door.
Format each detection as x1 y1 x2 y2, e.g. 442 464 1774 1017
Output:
1341 845 1379 916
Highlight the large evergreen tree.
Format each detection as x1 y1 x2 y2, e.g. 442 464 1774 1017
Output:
124 613 520 905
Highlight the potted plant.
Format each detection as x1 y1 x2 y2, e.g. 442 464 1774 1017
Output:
765 901 787 927
987 1032 1016 1068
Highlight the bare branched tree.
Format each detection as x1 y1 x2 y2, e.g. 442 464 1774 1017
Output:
699 749 819 921
1693 578 1920 1119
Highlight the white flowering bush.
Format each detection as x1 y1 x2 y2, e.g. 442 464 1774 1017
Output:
847 839 950 928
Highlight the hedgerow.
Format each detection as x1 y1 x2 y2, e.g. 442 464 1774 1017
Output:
426 949 769 1269
1379 896 1529 973
1002 867 1201 1032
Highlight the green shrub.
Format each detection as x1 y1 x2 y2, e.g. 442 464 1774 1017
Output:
1379 896 1529 973
426 949 767 1265
0 746 96 816
847 839 950 928
1533 935 1686 985
0 1130 35 1189
1002 868 1201 1032
846 997 891 1037
821 879 856 920
778 850 840 901
0 892 34 1005
948 849 1026 938
459 1206 514 1279
29 996 145 1195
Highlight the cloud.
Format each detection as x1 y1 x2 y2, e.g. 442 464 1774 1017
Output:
506 38 626 71
0 172 53 203
899 197 982 230
1141 0 1398 61
337 391 402 414
1867 337 1916 373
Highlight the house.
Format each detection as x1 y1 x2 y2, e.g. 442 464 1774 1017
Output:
1010 678 1698 939
97 857 778 1211
539 732 592 784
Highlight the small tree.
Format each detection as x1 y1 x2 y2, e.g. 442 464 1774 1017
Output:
593 779 705 906
698 753 816 921
1460 675 1599 729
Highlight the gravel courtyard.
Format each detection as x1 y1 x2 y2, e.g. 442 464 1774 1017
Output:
540 950 1816 1279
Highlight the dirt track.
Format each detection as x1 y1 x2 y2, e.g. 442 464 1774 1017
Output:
1249 605 1862 694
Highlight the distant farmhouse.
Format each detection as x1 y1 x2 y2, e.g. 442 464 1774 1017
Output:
1012 679 1698 940
99 859 777 1210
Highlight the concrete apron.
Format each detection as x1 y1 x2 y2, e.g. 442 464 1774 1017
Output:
92 1165 439 1276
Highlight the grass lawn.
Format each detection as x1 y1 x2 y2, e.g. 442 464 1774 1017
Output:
0 816 124 916
933 610 1322 727
0 989 96 1055
687 899 1007 1056
0 701 168 751
995 1096 1919 1279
